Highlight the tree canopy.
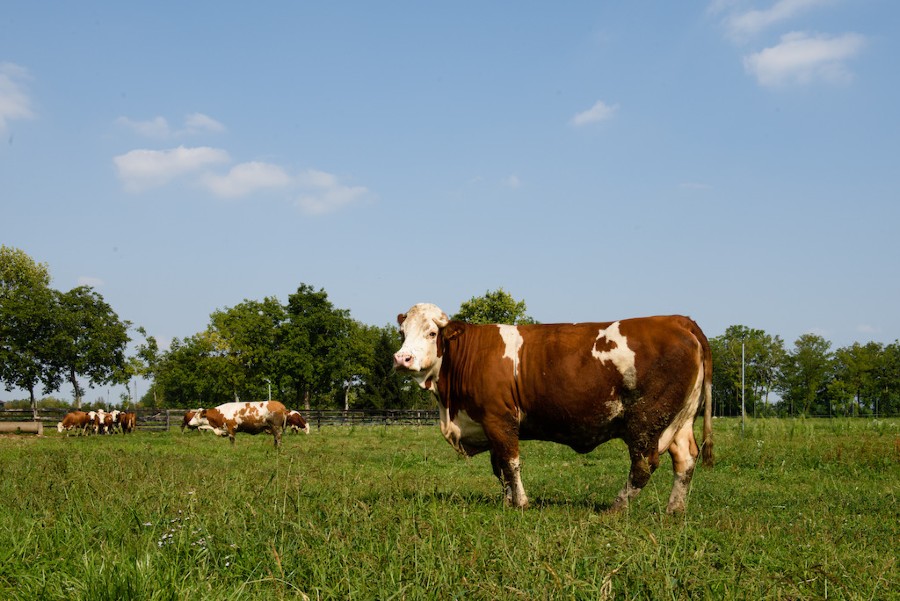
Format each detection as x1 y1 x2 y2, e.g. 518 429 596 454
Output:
0 247 130 414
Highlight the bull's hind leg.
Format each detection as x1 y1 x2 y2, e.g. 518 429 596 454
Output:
665 420 700 514
610 445 660 512
272 425 283 448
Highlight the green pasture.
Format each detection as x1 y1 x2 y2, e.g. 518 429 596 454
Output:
1 418 897 600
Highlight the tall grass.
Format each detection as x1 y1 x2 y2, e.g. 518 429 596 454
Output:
1 418 897 599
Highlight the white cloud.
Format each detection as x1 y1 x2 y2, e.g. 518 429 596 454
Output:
504 175 521 189
0 62 35 134
571 100 619 126
294 169 370 215
116 116 171 138
113 146 231 192
203 161 292 198
744 31 865 86
724 0 832 40
77 276 105 288
184 112 225 135
116 113 225 138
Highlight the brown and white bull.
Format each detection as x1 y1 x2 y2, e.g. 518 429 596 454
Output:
286 410 310 434
394 303 713 514
188 401 288 447
57 411 92 435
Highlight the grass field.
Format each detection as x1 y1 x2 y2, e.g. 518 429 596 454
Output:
1 418 897 600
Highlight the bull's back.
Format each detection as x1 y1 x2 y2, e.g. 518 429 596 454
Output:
452 317 706 450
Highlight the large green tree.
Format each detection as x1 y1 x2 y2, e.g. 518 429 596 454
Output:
0 247 59 417
830 342 883 416
453 288 536 325
281 284 356 409
0 281 61 417
55 286 130 408
710 325 785 417
778 334 833 416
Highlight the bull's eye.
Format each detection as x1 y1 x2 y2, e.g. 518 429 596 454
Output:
428 331 437 339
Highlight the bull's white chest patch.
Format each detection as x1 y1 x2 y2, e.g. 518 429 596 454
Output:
439 406 489 456
497 325 523 377
592 322 637 389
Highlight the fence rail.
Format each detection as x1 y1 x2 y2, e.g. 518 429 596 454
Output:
0 408 440 432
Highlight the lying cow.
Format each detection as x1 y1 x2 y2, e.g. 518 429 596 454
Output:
394 303 713 514
286 410 310 434
57 410 92 435
188 401 288 447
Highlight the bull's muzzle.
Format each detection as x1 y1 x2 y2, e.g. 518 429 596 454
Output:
393 351 415 370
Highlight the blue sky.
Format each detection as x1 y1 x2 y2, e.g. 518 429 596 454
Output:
2 1 898 403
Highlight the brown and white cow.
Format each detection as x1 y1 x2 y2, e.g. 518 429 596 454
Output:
57 411 92 435
394 303 713 514
286 410 310 434
188 401 288 447
119 412 136 434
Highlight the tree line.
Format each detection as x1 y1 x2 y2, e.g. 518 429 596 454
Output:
2 246 899 416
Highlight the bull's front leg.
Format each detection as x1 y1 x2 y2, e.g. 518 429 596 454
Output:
490 450 527 508
484 413 528 508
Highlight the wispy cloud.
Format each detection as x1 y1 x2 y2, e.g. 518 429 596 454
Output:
723 0 833 40
113 148 372 214
294 169 371 215
116 113 226 139
113 146 231 192
744 31 865 86
571 100 619 127
203 161 292 198
504 175 521 189
0 62 35 134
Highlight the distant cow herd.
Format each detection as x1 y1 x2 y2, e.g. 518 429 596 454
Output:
57 409 136 435
57 401 309 448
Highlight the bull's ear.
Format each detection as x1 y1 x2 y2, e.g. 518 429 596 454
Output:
397 313 407 326
442 321 465 340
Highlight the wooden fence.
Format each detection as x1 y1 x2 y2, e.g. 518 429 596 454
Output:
0 407 439 432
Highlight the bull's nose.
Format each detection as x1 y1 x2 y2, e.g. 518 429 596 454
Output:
393 352 414 370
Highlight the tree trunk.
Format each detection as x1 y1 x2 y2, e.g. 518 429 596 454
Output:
29 386 38 420
304 389 310 411
70 368 82 409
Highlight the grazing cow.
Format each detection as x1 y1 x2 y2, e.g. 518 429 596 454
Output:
394 303 713 514
119 412 136 434
286 410 310 434
188 401 288 447
57 411 92 435
181 409 202 433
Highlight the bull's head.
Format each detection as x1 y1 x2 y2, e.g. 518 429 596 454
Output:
394 303 450 390
187 410 209 429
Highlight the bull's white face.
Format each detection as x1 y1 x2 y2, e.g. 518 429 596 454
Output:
394 303 449 390
187 413 208 428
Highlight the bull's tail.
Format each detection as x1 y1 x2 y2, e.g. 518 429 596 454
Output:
697 321 714 468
